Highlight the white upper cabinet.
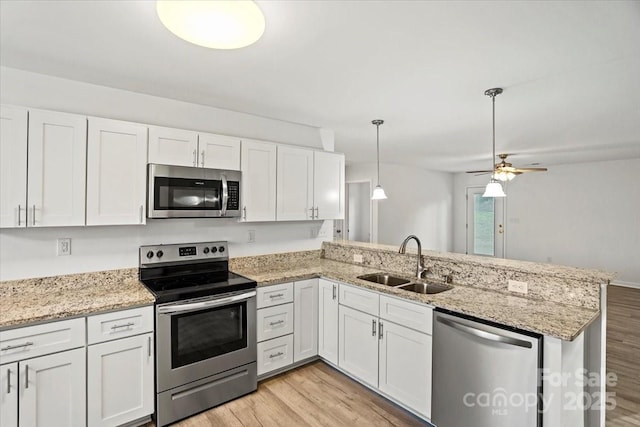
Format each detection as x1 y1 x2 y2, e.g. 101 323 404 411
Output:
313 151 345 220
27 109 87 227
277 146 314 221
86 118 148 225
0 105 28 228
148 126 198 167
148 126 240 170
199 132 241 170
240 139 277 222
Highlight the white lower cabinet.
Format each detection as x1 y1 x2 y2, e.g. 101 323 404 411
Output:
0 363 18 427
257 334 294 376
317 279 339 365
19 348 86 427
293 279 318 362
87 333 154 427
338 305 379 387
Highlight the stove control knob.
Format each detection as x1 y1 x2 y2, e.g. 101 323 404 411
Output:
211 246 218 253
203 247 210 254
146 251 154 259
218 246 225 253
156 250 164 258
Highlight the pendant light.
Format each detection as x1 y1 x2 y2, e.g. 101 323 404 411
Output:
482 88 506 198
371 119 388 200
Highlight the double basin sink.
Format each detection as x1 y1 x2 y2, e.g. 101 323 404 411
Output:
357 273 453 294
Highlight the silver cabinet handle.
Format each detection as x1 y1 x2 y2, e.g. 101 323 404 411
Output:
200 150 205 167
268 352 284 359
379 322 384 340
372 319 377 337
332 284 336 300
17 205 22 226
309 207 315 219
269 293 284 299
437 316 533 349
148 336 152 358
315 207 319 219
24 364 29 389
192 149 197 166
32 205 36 225
1 342 34 351
269 320 284 326
243 206 247 220
139 205 143 223
6 368 11 394
111 322 135 330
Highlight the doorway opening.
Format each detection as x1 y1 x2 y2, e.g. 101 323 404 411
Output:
466 186 505 258
344 181 372 243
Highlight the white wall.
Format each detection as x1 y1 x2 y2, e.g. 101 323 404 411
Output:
347 182 371 242
453 158 640 285
0 67 332 280
346 162 454 251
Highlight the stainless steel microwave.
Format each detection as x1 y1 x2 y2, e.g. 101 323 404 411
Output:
148 164 241 218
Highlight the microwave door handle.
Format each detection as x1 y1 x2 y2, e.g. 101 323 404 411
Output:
158 291 256 314
221 174 228 217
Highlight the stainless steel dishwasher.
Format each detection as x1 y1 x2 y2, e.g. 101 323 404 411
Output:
432 310 542 427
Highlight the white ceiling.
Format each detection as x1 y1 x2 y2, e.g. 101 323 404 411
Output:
1 1 639 172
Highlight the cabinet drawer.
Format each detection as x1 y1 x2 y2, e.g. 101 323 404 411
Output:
379 295 433 335
257 303 294 342
87 306 154 345
257 334 293 376
0 318 85 364
339 283 379 316
257 282 294 309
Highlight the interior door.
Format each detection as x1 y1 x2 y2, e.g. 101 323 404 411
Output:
466 186 505 258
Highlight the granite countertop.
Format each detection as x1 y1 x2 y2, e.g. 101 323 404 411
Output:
231 257 600 341
0 268 155 329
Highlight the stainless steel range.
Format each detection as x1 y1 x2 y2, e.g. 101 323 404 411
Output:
139 241 257 427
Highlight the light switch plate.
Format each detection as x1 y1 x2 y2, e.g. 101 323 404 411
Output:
57 238 71 256
508 279 528 294
353 254 364 263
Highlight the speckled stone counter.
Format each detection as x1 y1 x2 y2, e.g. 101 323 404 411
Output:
230 247 606 341
0 268 155 329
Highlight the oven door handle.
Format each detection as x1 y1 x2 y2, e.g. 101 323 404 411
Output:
221 174 228 217
157 291 256 314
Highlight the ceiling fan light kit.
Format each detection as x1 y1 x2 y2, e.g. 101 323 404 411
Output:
156 0 265 49
371 119 388 200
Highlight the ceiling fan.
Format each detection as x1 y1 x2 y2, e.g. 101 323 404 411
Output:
467 153 548 181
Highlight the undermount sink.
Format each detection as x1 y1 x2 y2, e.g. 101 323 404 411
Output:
397 282 453 294
357 273 411 287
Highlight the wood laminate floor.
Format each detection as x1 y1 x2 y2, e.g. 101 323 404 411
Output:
606 285 640 427
154 361 428 427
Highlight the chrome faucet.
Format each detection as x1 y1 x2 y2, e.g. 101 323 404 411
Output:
398 235 426 279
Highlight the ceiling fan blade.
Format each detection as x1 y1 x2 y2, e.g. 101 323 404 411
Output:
466 170 494 174
474 172 492 176
513 167 548 172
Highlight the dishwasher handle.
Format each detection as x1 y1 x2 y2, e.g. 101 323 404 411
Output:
437 316 532 349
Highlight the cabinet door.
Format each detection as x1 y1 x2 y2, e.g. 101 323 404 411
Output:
276 146 314 221
87 118 148 225
240 139 277 222
0 363 18 427
317 279 339 365
313 151 345 220
378 321 432 418
0 106 28 228
148 126 198 167
87 333 154 427
199 133 241 170
19 348 86 427
27 110 86 227
338 305 379 387
294 279 318 362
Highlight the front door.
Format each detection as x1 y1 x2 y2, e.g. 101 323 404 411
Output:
466 186 505 258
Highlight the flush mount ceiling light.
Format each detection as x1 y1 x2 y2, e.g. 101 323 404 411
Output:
156 1 265 49
481 88 506 198
371 119 388 200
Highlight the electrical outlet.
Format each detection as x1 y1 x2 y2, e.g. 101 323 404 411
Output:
508 280 528 294
57 238 71 256
247 230 255 243
353 254 364 263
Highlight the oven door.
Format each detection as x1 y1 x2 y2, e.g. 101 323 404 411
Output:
156 290 257 392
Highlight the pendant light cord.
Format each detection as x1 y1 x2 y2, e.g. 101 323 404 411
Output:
376 123 381 185
491 93 496 172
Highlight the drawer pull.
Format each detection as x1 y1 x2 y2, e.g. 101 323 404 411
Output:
269 320 285 326
268 293 284 299
111 322 135 330
268 351 284 359
1 342 34 351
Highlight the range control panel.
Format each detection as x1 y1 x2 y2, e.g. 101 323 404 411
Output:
139 241 228 266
